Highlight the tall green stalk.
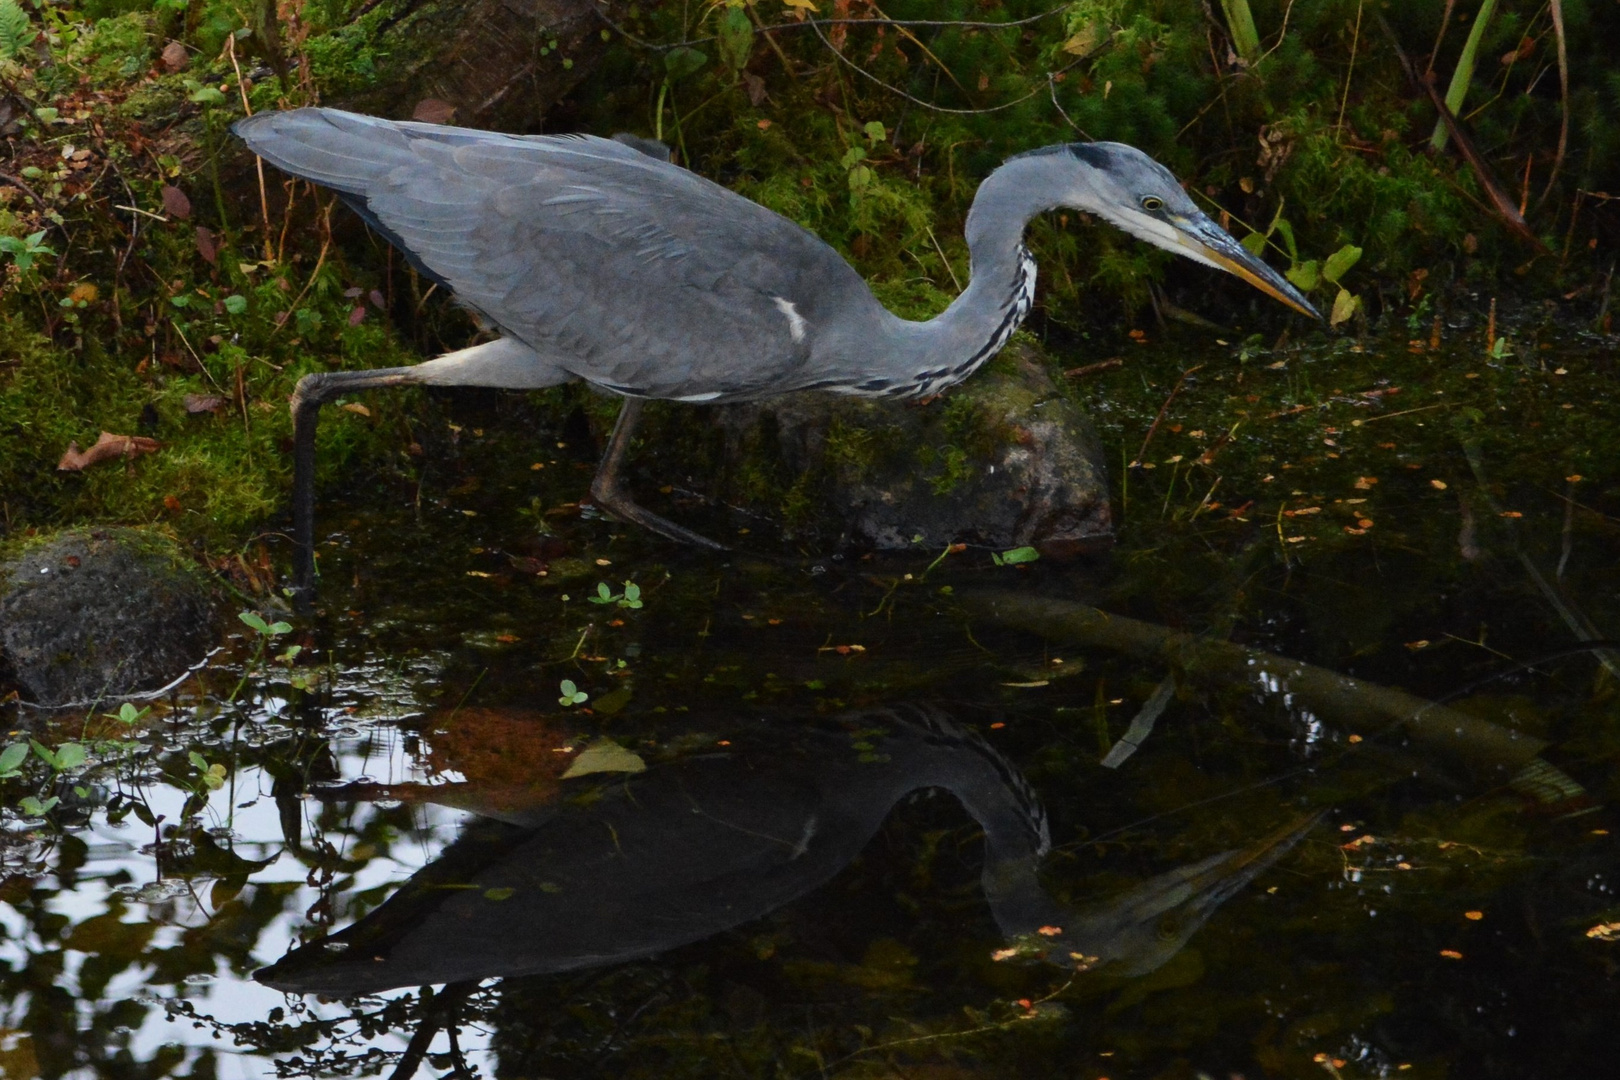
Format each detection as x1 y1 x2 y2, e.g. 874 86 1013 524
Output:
1430 0 1497 151
1219 0 1262 66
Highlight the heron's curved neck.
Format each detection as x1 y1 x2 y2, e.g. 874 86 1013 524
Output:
871 156 1069 397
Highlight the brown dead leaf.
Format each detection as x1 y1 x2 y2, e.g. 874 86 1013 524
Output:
412 98 457 124
161 185 191 220
195 225 218 264
340 402 371 417
742 71 768 106
161 41 189 73
185 393 226 414
58 431 161 471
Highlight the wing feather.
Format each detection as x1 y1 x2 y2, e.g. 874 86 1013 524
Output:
236 108 877 399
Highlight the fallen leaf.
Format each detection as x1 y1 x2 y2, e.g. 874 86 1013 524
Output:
412 98 457 124
195 225 217 264
161 41 189 73
58 432 161 471
1439 949 1464 959
1465 910 1484 921
161 185 191 220
163 495 182 512
185 393 226 414
348 305 366 326
1586 922 1620 941
560 739 646 779
340 402 371 417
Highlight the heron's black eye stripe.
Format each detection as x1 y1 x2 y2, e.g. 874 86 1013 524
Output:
1140 195 1164 212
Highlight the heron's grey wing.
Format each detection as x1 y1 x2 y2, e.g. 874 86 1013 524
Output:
234 108 879 400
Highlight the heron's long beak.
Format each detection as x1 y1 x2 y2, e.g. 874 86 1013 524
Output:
1173 214 1322 320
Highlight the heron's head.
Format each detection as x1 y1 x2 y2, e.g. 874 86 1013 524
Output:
1015 142 1320 320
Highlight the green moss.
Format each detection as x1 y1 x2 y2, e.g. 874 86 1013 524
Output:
64 12 156 84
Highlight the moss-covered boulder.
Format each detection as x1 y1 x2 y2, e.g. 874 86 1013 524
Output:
714 344 1112 553
0 528 219 706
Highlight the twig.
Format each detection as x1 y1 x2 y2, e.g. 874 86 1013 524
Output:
1063 358 1123 379
272 202 334 337
0 170 46 207
1335 0 1363 135
1557 477 1575 580
1461 438 1620 679
1535 0 1569 208
1375 11 1546 252
809 18 1096 116
114 204 169 223
227 35 274 261
1131 364 1204 466
924 225 961 291
1426 0 1458 77
593 0 1078 51
1048 72 1093 139
1101 674 1175 768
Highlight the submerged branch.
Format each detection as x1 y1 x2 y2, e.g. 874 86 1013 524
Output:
960 590 1561 787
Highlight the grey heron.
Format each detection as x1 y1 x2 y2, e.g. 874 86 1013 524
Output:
233 109 1319 593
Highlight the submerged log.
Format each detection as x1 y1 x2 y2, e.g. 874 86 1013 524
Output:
960 590 1566 790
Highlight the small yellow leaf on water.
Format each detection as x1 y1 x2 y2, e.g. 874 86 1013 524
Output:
340 402 371 417
1586 922 1620 941
1348 734 1363 743
561 739 647 779
595 558 612 566
1439 949 1464 959
991 948 1018 962
1465 910 1484 921
1405 640 1430 650
1567 474 1583 482
1430 479 1448 490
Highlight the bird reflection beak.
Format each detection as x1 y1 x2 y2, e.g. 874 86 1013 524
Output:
1173 214 1322 320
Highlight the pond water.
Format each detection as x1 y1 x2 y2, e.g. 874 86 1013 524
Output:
3 311 1618 1079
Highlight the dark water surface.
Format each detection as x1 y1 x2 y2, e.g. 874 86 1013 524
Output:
3 317 1618 1078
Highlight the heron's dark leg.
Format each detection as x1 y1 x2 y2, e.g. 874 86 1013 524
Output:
589 398 728 551
290 367 421 603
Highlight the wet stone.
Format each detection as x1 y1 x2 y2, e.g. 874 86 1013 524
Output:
715 343 1113 553
0 527 219 706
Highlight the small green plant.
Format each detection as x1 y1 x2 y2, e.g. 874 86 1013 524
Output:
105 702 151 727
0 742 27 780
0 0 31 62
0 230 54 272
587 581 643 609
188 751 228 792
558 679 589 707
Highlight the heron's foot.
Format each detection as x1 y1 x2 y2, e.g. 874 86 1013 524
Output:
589 482 729 552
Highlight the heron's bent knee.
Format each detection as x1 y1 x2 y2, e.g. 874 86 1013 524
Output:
292 372 331 411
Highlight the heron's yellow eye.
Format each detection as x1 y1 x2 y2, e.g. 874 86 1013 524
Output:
1140 196 1164 212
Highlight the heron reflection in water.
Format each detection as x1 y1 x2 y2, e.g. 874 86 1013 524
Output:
258 704 1312 995
232 110 1319 592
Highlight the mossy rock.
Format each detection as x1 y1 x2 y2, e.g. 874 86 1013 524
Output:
713 343 1112 553
0 528 220 706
